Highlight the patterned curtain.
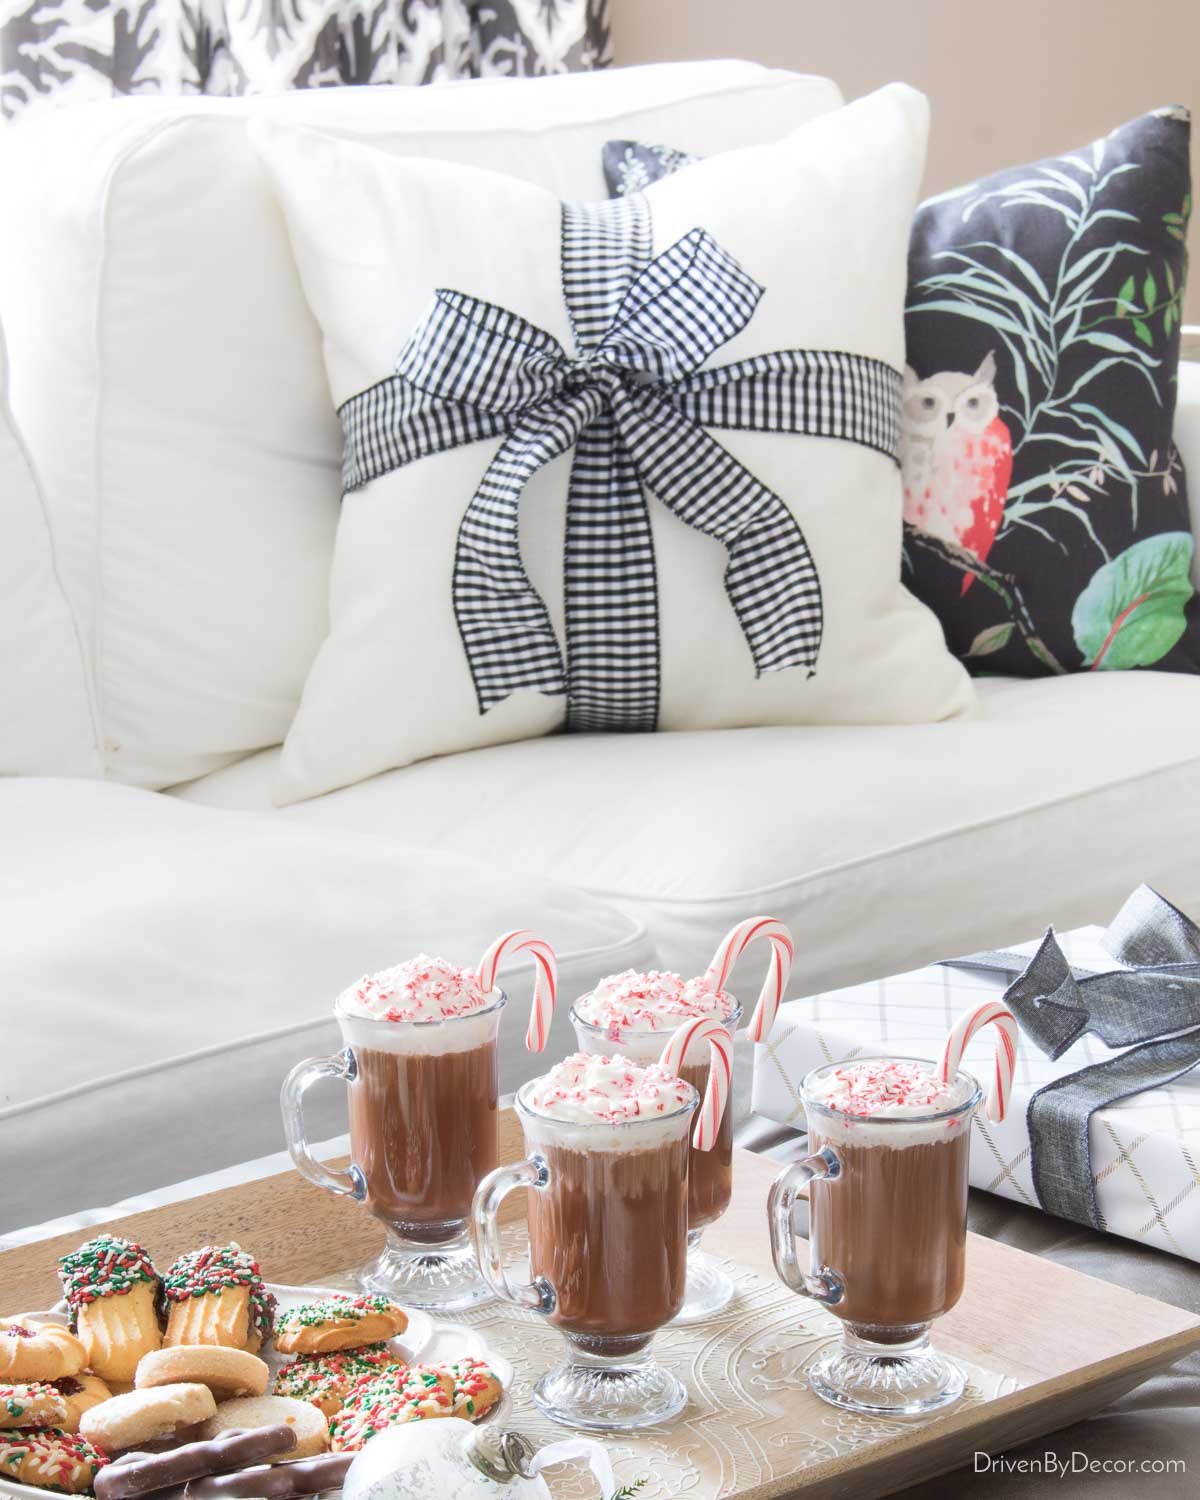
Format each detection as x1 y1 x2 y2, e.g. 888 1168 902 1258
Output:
0 0 611 122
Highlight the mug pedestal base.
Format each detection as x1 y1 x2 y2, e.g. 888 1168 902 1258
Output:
357 1226 493 1312
806 1325 965 1416
534 1335 688 1431
672 1233 734 1324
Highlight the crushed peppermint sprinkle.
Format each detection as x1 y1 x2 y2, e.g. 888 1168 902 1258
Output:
528 1052 693 1124
163 1244 276 1339
336 955 490 1023
275 1295 398 1332
58 1235 158 1325
807 1060 970 1118
574 969 736 1038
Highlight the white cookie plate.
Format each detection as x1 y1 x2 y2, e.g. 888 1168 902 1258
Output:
0 1285 512 1500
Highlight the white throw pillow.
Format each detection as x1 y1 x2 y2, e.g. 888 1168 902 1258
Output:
0 64 844 790
254 83 975 803
0 322 96 775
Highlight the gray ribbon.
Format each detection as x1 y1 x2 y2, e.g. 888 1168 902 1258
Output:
940 885 1200 1229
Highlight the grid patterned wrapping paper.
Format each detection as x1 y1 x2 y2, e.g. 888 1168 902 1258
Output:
752 928 1200 1263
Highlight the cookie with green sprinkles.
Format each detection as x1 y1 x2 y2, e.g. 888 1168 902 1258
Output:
162 1245 276 1353
434 1357 505 1421
0 1383 68 1430
0 1428 108 1493
56 1237 158 1330
274 1344 404 1418
328 1365 455 1451
272 1296 407 1357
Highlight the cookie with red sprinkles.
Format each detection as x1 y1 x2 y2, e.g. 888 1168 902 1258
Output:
0 1385 67 1431
273 1344 402 1418
0 1428 108 1493
162 1245 276 1352
272 1297 406 1357
433 1358 504 1421
329 1366 455 1449
56 1238 158 1330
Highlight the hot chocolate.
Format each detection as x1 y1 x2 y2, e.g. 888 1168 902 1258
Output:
347 1040 498 1235
338 957 501 1234
570 970 737 1233
472 1052 698 1429
804 1060 974 1337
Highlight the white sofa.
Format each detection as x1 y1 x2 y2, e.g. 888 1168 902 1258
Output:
3 61 1200 1232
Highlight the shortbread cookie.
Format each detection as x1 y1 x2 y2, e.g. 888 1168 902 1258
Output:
271 1297 407 1356
80 1382 218 1452
273 1345 401 1419
0 1429 108 1493
197 1396 327 1459
59 1237 162 1385
435 1358 504 1421
328 1366 455 1450
94 1424 297 1500
163 1247 276 1354
0 1382 68 1429
0 1321 87 1383
53 1374 114 1434
136 1346 269 1401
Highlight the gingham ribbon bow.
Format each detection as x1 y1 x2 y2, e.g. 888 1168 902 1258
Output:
339 196 901 729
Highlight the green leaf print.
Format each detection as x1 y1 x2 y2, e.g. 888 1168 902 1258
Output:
966 622 1016 657
1072 532 1195 669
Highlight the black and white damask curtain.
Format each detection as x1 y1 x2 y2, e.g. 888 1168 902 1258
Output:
0 0 611 121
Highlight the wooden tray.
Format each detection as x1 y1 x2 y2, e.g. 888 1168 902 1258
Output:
4 1113 1198 1500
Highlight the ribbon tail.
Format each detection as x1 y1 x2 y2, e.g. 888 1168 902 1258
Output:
1028 1026 1200 1229
613 389 823 675
563 412 660 731
455 391 598 713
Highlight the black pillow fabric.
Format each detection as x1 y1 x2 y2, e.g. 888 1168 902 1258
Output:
603 112 1199 678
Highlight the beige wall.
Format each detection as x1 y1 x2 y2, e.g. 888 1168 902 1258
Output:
611 0 1199 321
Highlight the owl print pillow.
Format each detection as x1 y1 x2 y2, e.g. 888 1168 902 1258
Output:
604 108 1200 678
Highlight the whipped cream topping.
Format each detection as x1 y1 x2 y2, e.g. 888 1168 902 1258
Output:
807 1060 972 1118
527 1052 694 1125
574 969 736 1036
337 955 490 1023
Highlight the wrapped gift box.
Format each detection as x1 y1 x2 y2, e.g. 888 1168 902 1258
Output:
752 927 1200 1263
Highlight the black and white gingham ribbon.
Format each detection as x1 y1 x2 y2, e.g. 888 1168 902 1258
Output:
942 885 1200 1230
339 194 902 729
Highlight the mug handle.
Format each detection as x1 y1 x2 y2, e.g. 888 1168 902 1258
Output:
471 1157 556 1314
768 1146 845 1304
280 1048 366 1201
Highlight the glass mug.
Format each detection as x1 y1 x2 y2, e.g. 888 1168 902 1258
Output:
281 992 505 1311
768 1057 982 1415
471 1078 697 1430
570 1003 740 1322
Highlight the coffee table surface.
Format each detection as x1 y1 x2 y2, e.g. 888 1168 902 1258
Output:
3 1113 1198 1500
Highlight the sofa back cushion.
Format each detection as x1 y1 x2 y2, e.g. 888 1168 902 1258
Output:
0 62 843 790
0 321 97 775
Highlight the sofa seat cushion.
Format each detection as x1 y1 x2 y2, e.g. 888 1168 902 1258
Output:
173 672 1200 989
0 780 652 1231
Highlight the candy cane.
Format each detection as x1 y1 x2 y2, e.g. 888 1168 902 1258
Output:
477 930 558 1053
704 917 794 1044
939 1000 1018 1123
659 1017 734 1152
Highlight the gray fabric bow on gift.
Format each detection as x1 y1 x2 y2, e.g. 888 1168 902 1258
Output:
942 885 1200 1230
